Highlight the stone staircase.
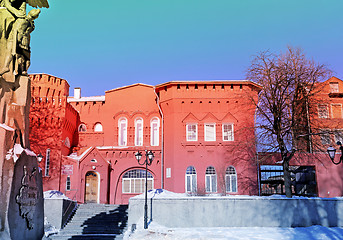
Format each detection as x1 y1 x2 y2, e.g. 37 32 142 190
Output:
50 204 128 240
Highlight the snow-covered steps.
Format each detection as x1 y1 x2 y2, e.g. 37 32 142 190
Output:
50 204 128 240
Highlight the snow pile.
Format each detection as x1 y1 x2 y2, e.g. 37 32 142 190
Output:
6 143 37 162
132 189 188 199
44 190 70 200
124 222 343 240
132 189 343 200
43 217 59 238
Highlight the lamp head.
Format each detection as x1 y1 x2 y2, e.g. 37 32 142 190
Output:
135 151 142 162
327 146 336 161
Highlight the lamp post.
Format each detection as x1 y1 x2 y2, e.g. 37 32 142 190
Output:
327 141 343 165
135 150 154 229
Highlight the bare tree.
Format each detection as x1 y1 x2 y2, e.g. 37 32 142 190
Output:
246 46 331 198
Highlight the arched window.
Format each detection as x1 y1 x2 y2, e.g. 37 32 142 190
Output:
122 169 154 193
185 166 197 193
94 123 103 132
135 118 143 146
226 166 237 193
150 117 160 146
78 123 87 132
205 166 217 192
118 118 127 146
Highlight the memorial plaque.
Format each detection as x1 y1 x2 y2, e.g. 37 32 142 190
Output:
8 151 44 240
62 165 73 175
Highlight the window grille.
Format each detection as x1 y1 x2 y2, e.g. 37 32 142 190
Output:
122 169 153 193
45 149 51 176
226 166 237 192
186 124 197 141
205 166 217 192
222 123 234 141
185 166 197 192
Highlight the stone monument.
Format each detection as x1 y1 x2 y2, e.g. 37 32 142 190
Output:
0 0 49 239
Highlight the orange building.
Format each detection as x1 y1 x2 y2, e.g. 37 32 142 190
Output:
29 74 79 191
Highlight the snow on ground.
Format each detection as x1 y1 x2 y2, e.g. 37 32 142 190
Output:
127 190 343 239
124 221 343 240
132 189 343 200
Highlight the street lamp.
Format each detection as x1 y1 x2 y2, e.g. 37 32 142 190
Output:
135 150 154 229
327 141 343 165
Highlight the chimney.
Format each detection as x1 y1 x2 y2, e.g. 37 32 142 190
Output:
74 87 81 99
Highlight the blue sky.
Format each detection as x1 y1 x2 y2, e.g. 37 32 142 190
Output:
29 0 343 97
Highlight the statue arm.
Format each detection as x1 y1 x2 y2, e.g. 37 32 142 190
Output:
4 0 26 18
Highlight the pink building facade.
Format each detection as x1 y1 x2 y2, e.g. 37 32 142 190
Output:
30 74 343 204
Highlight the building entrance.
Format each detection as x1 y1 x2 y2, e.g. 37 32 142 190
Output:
85 171 99 203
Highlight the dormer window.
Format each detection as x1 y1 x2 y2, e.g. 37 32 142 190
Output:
330 82 339 93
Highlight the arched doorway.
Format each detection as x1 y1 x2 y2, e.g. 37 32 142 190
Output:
85 171 99 203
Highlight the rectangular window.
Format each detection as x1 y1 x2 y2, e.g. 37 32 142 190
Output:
45 149 50 176
222 123 234 141
318 105 328 118
334 130 343 144
186 124 198 141
66 176 71 191
166 168 171 178
330 82 339 93
186 175 196 192
320 130 331 145
204 123 216 141
332 104 342 118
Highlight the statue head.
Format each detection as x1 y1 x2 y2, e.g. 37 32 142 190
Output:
27 9 41 20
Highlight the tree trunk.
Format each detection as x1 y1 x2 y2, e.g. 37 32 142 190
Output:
283 159 292 198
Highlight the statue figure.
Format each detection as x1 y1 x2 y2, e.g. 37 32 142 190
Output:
0 0 48 77
0 0 48 238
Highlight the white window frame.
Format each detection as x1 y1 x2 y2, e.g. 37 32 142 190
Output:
94 123 103 132
185 166 197 193
204 123 216 141
122 170 154 193
331 104 342 119
150 117 160 146
205 166 217 192
186 124 198 141
222 123 234 141
135 118 143 146
226 166 237 193
45 148 51 177
318 104 329 119
330 82 339 93
118 118 127 146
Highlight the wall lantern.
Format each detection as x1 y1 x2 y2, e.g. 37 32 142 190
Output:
327 141 343 165
37 153 43 162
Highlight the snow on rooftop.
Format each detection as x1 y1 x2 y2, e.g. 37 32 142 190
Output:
0 123 14 131
68 147 92 160
67 95 105 102
44 190 70 200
